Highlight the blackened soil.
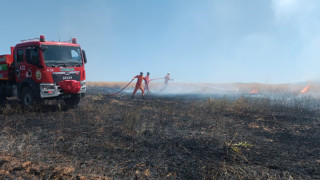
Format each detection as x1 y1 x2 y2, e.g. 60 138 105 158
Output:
0 93 319 179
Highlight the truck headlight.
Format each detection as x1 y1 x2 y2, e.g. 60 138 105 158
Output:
80 81 86 86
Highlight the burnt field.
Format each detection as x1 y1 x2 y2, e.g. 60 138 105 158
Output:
0 90 320 179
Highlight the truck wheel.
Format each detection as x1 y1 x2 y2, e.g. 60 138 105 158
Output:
64 95 80 108
21 87 35 108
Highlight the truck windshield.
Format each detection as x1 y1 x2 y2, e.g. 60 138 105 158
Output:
42 45 83 67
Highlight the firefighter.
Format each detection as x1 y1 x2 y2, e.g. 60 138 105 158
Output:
144 72 151 94
161 72 173 91
164 72 171 86
132 72 145 99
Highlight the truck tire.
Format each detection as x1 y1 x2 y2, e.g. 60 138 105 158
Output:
21 87 35 108
64 95 80 108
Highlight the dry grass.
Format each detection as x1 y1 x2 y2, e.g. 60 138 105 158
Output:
87 81 165 93
87 81 136 88
87 81 320 96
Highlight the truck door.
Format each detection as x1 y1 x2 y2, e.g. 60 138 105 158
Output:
14 48 26 82
25 47 40 81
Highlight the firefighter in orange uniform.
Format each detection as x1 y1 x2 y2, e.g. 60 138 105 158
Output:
132 72 145 99
144 72 151 94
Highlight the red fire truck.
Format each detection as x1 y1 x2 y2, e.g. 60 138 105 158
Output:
0 35 87 108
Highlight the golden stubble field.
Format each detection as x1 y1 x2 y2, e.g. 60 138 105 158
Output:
87 81 320 95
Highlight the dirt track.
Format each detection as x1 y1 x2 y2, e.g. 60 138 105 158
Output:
0 92 320 179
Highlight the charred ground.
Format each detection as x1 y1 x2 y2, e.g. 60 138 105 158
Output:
0 91 320 179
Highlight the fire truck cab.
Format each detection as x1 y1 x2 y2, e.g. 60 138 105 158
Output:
0 35 87 108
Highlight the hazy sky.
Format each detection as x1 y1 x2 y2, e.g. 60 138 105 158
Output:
1 0 320 83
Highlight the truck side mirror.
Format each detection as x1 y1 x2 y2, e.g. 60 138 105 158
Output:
82 50 87 64
41 46 48 51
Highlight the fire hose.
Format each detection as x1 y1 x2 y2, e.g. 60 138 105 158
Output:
150 78 164 81
104 77 170 96
105 79 134 96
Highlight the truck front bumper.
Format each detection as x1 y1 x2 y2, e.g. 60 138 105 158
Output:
40 80 86 98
